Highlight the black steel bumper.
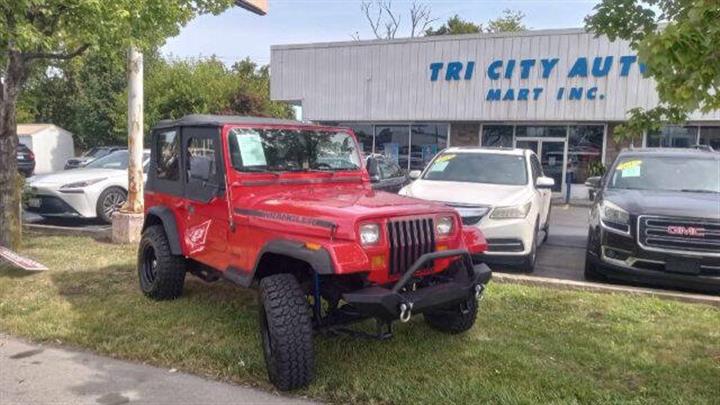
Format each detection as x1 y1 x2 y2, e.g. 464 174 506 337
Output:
343 249 492 321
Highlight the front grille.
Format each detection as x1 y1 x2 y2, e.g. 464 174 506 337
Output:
639 216 720 255
25 195 78 215
387 217 435 275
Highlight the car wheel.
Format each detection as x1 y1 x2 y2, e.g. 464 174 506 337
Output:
137 225 186 300
542 204 552 243
424 296 478 334
258 273 315 391
584 230 607 282
96 187 127 223
519 220 539 273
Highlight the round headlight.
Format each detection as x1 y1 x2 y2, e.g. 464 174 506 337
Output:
359 223 380 245
436 216 454 236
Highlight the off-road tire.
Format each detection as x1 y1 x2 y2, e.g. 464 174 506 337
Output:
138 225 186 300
424 297 478 334
258 273 314 391
96 187 127 223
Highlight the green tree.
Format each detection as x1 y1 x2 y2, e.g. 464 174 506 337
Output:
426 10 526 36
0 0 236 248
486 9 527 33
586 0 720 143
425 15 481 36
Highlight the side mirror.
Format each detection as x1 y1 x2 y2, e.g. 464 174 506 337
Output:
584 176 602 189
536 176 555 189
409 170 422 180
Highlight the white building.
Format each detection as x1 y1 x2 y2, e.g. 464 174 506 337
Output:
18 124 74 174
270 28 720 196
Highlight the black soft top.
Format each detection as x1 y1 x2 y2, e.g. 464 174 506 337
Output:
618 147 719 160
152 114 318 130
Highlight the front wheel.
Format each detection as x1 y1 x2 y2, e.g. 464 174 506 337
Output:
424 297 478 334
258 273 315 391
519 221 539 273
137 225 186 300
96 187 127 223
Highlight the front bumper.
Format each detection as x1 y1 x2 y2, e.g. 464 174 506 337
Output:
475 217 535 256
591 227 720 294
25 185 96 218
343 249 492 321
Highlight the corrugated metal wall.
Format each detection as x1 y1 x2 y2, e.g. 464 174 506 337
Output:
271 29 719 123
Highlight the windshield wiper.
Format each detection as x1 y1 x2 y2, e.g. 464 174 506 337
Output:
680 189 719 194
236 167 279 176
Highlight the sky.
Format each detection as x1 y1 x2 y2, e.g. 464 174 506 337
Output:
162 0 601 66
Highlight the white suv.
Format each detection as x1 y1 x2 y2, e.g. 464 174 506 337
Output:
399 147 554 271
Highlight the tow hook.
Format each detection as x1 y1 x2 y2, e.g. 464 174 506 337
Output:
399 302 414 323
474 284 484 300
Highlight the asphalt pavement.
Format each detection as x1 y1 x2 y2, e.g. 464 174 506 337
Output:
0 335 315 405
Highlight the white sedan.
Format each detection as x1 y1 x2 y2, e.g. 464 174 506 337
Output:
399 147 554 272
26 150 149 223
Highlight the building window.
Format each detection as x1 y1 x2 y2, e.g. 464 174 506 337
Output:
568 125 604 183
375 125 410 169
482 125 513 147
646 126 699 148
699 127 720 150
411 124 448 170
340 123 373 156
516 126 567 138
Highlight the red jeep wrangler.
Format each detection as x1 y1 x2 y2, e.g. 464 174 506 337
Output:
138 115 491 390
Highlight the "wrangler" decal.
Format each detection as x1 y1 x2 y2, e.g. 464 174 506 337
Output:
234 208 337 230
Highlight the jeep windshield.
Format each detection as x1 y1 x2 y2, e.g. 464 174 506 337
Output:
422 153 528 185
228 128 362 173
608 156 720 193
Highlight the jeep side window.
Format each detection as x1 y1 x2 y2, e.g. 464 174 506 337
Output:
157 130 180 181
186 138 217 182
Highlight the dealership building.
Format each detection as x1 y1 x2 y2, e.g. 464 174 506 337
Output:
270 28 720 195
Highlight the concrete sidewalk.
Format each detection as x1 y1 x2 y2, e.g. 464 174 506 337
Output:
0 335 316 405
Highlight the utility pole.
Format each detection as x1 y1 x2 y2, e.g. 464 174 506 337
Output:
111 46 144 243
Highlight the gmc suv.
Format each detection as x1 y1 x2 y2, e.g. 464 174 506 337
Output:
584 147 720 294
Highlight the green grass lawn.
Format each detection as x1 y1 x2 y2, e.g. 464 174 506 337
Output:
1 233 719 404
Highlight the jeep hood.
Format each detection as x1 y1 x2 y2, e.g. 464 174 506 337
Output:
605 189 720 220
233 184 453 239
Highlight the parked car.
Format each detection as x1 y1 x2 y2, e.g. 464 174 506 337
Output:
366 154 409 192
16 143 35 177
26 149 149 223
64 145 126 170
584 147 720 293
399 147 555 272
137 115 492 391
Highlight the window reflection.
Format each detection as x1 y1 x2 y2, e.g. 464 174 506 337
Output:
646 126 698 148
482 125 513 147
568 126 604 183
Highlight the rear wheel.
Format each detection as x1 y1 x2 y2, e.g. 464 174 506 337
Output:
96 187 127 223
258 273 315 391
137 225 186 300
424 297 478 334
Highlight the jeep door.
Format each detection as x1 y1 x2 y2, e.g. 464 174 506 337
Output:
180 127 230 269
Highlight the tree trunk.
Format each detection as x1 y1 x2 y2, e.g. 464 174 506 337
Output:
0 51 27 248
124 46 144 214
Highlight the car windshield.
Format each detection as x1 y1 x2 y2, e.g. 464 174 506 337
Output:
422 153 528 185
85 150 149 170
228 128 362 172
608 156 720 193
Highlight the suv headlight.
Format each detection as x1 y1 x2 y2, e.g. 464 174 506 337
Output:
599 200 630 232
359 223 380 245
60 178 107 189
490 201 531 219
436 216 454 236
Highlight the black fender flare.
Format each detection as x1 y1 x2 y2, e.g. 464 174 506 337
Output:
225 239 335 288
143 206 183 256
